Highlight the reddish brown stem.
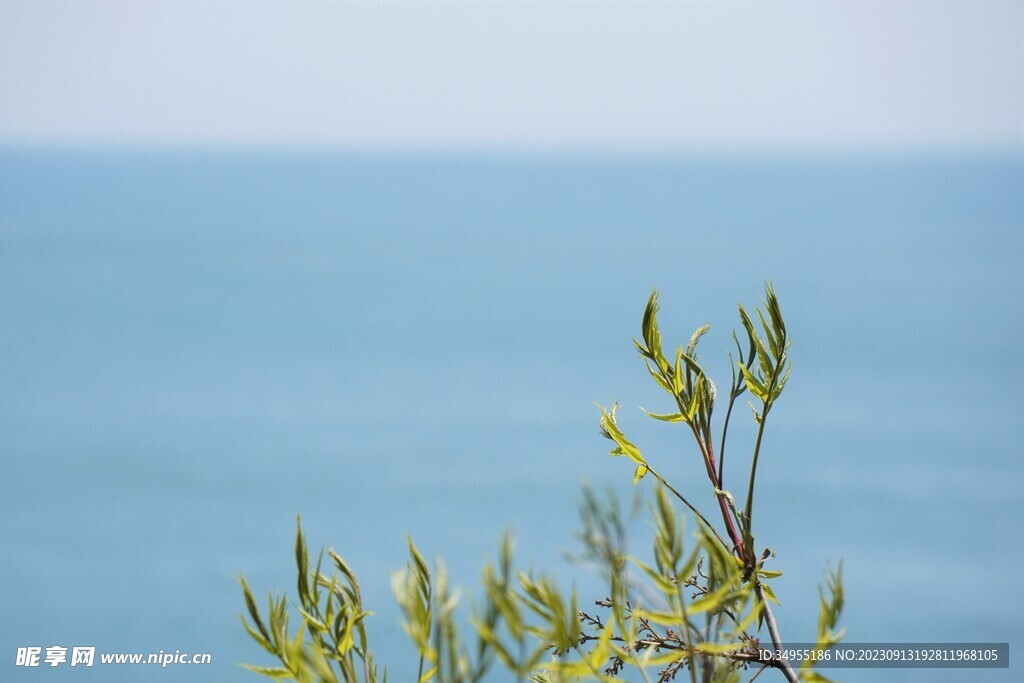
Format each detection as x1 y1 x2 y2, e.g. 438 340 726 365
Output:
694 430 746 563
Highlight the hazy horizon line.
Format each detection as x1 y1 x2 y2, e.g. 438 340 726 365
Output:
3 139 1022 162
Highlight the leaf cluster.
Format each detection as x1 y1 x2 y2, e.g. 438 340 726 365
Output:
239 518 381 682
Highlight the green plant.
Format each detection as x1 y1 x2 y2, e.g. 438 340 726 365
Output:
240 284 844 682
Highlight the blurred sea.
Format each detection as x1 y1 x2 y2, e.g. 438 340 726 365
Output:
1 149 1021 681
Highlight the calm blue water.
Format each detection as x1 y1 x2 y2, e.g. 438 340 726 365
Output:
1 149 1021 681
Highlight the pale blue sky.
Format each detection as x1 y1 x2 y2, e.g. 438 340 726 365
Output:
1 1 1021 151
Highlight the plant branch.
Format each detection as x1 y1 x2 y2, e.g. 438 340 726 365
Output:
578 634 777 668
676 568 699 683
742 405 771 538
747 663 770 682
646 466 729 553
686 423 746 563
754 583 798 683
721 338 756 490
716 393 737 488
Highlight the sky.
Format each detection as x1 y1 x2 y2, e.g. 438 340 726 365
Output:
1 1 1022 152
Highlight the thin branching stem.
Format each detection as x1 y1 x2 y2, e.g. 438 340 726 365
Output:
716 389 740 488
747 663 770 682
577 634 776 667
742 405 771 537
646 466 729 552
687 423 746 563
754 583 798 683
675 571 699 683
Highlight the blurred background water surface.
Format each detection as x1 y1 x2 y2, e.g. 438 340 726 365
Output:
1 149 1021 681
